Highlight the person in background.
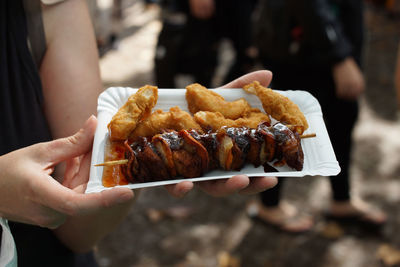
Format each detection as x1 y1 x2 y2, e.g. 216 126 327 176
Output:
396 42 400 107
0 0 277 265
154 0 258 88
249 0 387 232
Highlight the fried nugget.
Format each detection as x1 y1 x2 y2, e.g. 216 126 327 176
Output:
186 83 252 119
194 108 271 131
130 106 203 139
243 81 308 132
108 85 158 141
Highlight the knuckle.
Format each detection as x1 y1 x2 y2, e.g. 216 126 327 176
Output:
66 134 80 146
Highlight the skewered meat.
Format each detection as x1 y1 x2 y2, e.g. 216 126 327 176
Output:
120 122 304 183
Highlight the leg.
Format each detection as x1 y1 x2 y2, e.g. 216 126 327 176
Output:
247 66 315 232
250 179 313 232
260 180 282 207
319 75 387 225
154 22 183 88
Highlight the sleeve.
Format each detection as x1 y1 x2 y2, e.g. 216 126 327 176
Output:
0 219 18 267
292 0 360 64
41 0 66 5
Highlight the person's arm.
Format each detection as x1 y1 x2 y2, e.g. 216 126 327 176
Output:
40 0 101 139
39 0 135 252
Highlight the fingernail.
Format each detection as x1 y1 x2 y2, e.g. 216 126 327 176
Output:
83 115 95 128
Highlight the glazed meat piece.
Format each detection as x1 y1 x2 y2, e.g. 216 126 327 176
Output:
224 127 251 171
122 137 170 183
270 123 304 171
189 129 219 170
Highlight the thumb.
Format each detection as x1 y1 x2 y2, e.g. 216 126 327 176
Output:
221 70 273 89
42 116 97 166
33 175 134 216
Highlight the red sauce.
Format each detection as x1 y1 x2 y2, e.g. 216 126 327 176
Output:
102 140 129 187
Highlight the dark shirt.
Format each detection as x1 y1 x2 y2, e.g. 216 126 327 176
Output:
0 1 96 266
255 0 364 67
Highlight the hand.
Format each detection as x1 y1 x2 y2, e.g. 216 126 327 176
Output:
332 57 365 100
0 116 134 229
165 70 278 197
189 0 215 19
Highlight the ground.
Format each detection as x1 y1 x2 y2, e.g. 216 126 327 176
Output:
93 1 400 266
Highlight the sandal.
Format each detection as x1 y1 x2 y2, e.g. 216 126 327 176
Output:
247 201 314 233
324 200 387 229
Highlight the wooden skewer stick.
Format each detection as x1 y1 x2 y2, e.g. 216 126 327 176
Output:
300 133 316 139
95 159 128 167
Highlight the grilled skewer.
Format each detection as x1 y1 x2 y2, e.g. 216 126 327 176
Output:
106 122 305 183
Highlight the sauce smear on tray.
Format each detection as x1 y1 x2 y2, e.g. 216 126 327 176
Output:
102 140 129 187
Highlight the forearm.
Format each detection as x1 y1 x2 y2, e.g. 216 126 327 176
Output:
40 0 132 251
40 0 102 139
54 197 136 253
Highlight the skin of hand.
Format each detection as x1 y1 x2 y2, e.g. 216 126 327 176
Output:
0 116 134 231
189 0 215 19
165 70 278 198
332 57 365 100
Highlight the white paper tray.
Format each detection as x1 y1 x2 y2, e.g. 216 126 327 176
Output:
86 87 340 193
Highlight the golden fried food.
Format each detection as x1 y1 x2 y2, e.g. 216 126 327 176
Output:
194 108 271 131
108 85 158 141
130 106 203 139
186 83 252 119
243 81 308 133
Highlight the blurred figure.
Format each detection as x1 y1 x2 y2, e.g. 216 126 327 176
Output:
154 0 257 88
396 42 400 107
249 0 387 232
87 0 123 55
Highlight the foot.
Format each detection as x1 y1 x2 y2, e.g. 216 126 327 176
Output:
247 201 314 233
329 198 387 225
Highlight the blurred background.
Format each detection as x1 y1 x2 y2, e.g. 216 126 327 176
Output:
88 0 400 266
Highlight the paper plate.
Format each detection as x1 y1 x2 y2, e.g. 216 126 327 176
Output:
86 87 340 193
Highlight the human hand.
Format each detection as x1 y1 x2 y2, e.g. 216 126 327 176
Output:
0 116 134 229
165 70 278 197
189 0 215 19
332 57 365 100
